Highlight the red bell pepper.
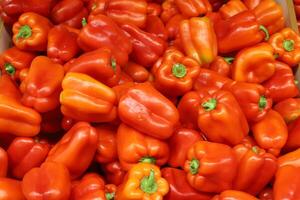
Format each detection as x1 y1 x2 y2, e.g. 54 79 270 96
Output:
168 128 202 168
165 14 186 40
162 168 212 200
0 178 25 200
0 74 21 101
77 14 132 67
209 56 232 77
145 15 168 41
12 12 52 51
175 0 212 17
51 0 88 29
259 187 273 200
47 25 80 64
274 98 300 123
147 2 162 16
184 141 238 193
124 62 150 83
284 117 300 151
40 107 63 133
102 161 126 186
87 0 108 16
223 81 272 122
106 0 148 28
94 125 117 164
212 190 259 200
46 122 98 179
0 147 8 177
251 109 288 156
118 82 179 139
161 0 179 23
262 61 299 102
7 137 50 179
219 0 248 19
64 48 121 87
0 46 36 81
22 162 71 200
20 56 64 113
121 23 167 68
117 123 169 170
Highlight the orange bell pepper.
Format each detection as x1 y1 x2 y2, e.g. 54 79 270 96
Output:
0 46 36 81
117 123 169 171
209 56 232 77
179 16 217 65
233 143 277 195
12 12 52 51
124 62 150 83
198 89 249 146
251 110 288 156
20 56 64 113
7 137 49 179
273 165 300 200
0 74 21 101
0 147 8 177
269 28 300 66
64 48 121 87
60 72 117 122
232 42 275 83
211 190 259 200
46 122 98 179
0 178 25 200
94 125 117 164
184 141 237 193
219 0 248 19
116 162 169 200
0 95 41 137
284 117 300 151
274 98 300 123
22 162 71 200
118 82 179 140
102 161 126 186
174 0 212 17
152 48 200 97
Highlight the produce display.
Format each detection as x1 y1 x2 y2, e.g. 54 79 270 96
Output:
0 0 300 199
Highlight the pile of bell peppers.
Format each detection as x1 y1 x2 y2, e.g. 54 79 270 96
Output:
0 0 300 199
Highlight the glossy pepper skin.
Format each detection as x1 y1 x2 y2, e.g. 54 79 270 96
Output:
87 0 108 16
46 122 98 179
184 141 237 193
161 0 179 23
278 148 300 168
252 0 284 35
22 162 71 200
147 3 162 16
102 161 126 186
77 14 132 67
0 147 8 177
0 46 36 81
219 0 248 19
179 17 217 65
259 187 273 200
124 62 149 83
47 25 80 64
165 14 186 40
0 95 41 137
198 89 249 146
118 82 179 140
251 110 288 156
121 23 166 68
262 61 299 102
284 118 300 151
64 48 121 87
274 98 300 123
223 81 272 122
209 56 232 77
0 178 25 200
269 28 300 66
12 12 52 51
106 0 148 28
175 0 212 17
232 43 275 83
116 162 169 200
162 168 212 200
152 48 200 97
214 11 267 54
233 143 277 195
7 137 50 179
273 165 300 200
51 0 88 29
0 74 21 101
168 128 201 168
60 72 117 122
21 56 64 113
211 190 259 200
145 15 168 41
117 123 169 171
94 125 117 164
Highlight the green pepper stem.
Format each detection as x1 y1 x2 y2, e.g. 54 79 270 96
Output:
140 157 156 164
258 96 267 110
202 98 217 111
283 39 295 52
4 63 16 75
295 80 299 85
172 63 187 78
223 57 234 64
252 146 260 154
82 18 87 27
16 25 32 39
140 169 158 194
189 158 200 175
259 25 270 41
105 192 115 200
111 58 117 72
